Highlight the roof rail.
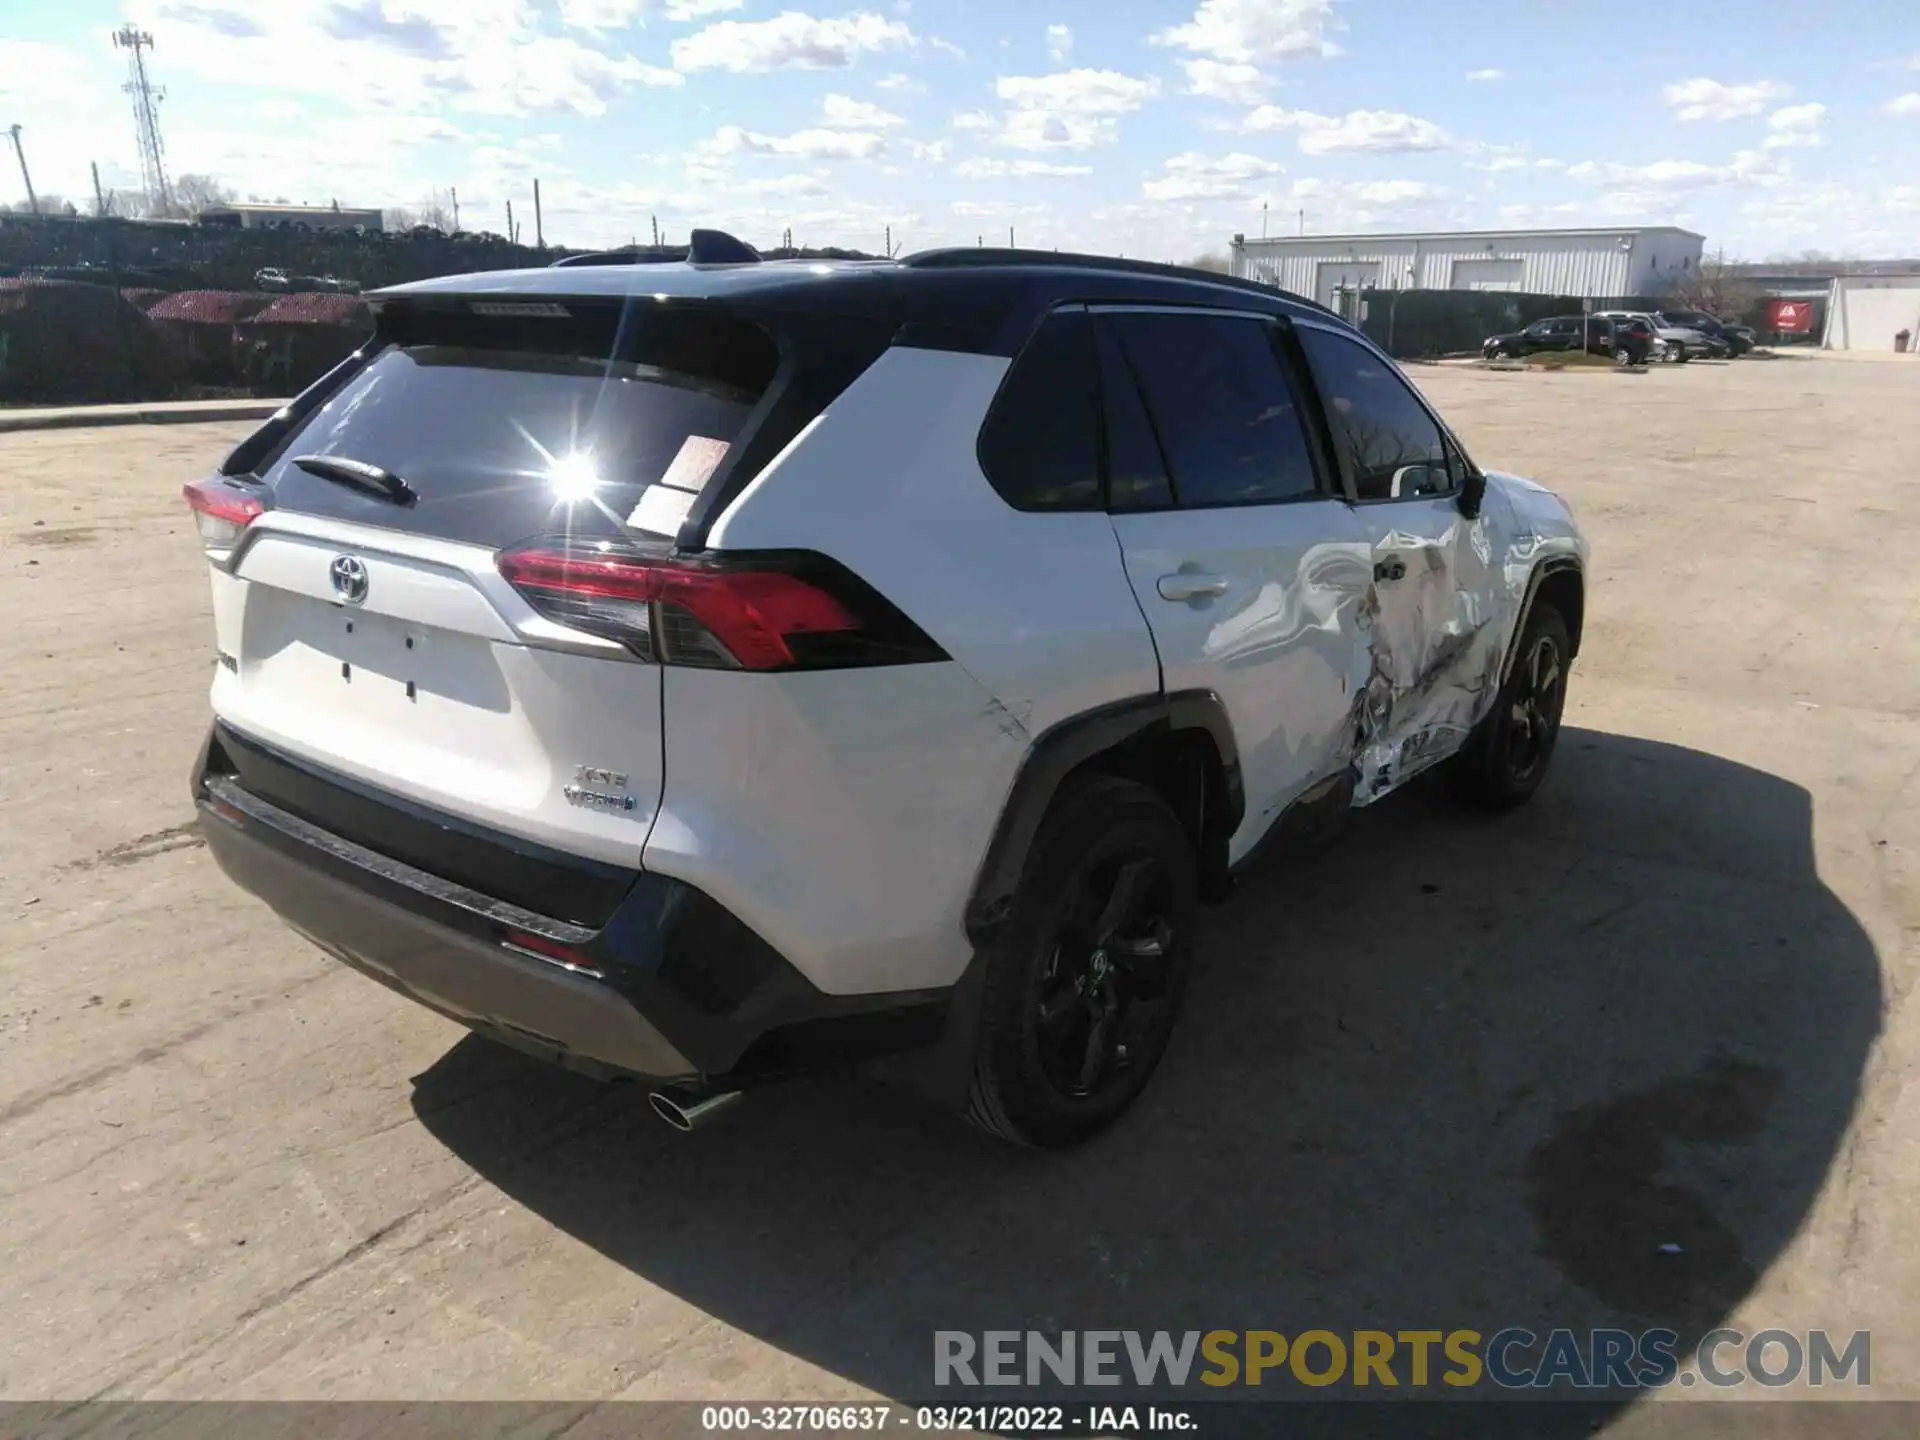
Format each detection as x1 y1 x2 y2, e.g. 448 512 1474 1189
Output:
900 246 1336 316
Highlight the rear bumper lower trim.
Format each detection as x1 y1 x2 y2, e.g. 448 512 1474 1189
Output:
199 787 698 1081
193 723 958 1086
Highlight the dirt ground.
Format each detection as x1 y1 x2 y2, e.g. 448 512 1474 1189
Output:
2 355 1917 1426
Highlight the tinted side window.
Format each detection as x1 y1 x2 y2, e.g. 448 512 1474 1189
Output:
1106 311 1320 508
1092 320 1173 511
978 309 1101 511
1298 327 1453 502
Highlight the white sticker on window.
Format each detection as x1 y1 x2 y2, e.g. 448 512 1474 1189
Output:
656 435 731 495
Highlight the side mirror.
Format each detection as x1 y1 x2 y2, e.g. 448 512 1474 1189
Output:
1458 465 1487 519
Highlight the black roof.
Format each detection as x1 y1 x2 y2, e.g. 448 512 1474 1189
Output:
377 237 1344 358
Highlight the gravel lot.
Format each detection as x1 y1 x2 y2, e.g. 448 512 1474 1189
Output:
2 355 1917 1425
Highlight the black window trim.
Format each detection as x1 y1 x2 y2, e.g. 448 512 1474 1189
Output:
1292 316 1485 508
1087 302 1343 515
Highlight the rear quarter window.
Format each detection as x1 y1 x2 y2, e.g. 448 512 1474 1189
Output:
976 308 1101 512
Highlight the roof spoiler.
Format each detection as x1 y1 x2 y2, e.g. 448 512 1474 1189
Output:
548 228 762 269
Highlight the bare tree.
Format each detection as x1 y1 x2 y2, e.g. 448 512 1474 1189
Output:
383 193 453 233
7 194 76 214
172 173 235 215
1185 251 1231 274
1663 249 1763 320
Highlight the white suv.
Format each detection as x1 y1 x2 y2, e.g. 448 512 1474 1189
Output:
187 234 1588 1148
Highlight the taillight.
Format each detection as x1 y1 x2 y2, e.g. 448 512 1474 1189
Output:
497 539 946 671
183 476 267 559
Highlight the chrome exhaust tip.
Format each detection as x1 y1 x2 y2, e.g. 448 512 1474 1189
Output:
648 1088 743 1133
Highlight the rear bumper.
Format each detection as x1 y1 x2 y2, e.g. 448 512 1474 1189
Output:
193 723 952 1085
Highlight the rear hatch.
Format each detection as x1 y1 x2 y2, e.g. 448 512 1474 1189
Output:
198 294 783 910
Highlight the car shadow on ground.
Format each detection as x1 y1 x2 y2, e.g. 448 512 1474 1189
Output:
412 728 1881 1429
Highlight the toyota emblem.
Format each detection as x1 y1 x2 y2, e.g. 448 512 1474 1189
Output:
330 555 369 604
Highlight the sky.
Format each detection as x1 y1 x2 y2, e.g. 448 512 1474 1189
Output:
2 0 1917 261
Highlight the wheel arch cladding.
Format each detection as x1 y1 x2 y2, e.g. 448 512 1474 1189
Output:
964 690 1243 945
1531 563 1586 657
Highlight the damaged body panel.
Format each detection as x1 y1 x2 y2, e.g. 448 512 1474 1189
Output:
1348 470 1585 805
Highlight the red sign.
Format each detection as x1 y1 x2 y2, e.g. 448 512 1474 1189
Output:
1768 299 1814 333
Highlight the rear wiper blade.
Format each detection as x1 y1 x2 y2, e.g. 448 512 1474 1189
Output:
291 454 417 506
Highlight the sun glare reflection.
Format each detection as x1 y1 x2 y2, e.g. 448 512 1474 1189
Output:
547 450 601 502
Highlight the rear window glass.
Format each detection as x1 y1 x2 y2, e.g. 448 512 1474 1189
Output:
262 305 778 547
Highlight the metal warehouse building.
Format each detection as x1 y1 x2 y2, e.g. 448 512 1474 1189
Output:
1230 227 1707 308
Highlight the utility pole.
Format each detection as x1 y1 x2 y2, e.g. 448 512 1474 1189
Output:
1261 201 1268 240
449 186 459 232
113 26 172 216
533 178 543 248
5 125 37 216
1008 226 1015 248
506 199 516 244
91 161 107 217
884 223 890 258
1298 208 1305 237
651 214 660 248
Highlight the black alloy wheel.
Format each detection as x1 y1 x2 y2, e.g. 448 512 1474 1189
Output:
1031 854 1176 1100
1504 625 1568 788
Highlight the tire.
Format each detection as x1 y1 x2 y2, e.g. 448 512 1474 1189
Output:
1450 603 1572 811
1674 346 1690 364
966 775 1198 1148
1614 347 1632 369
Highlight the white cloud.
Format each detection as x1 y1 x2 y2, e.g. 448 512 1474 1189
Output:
1887 93 1920 117
996 68 1162 115
822 93 906 127
960 67 1161 152
671 10 915 72
1763 102 1826 148
1142 150 1281 201
1046 24 1072 62
1465 67 1503 82
559 0 647 28
705 124 887 159
1564 149 1786 220
459 36 682 114
1290 177 1455 231
876 71 922 92
956 157 1092 178
664 0 745 18
1662 76 1791 122
739 172 828 196
1239 106 1452 154
1152 0 1340 64
1181 58 1269 104
905 138 950 162
995 110 1114 150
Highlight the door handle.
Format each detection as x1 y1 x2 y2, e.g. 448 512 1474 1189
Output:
1374 557 1408 583
1157 573 1231 602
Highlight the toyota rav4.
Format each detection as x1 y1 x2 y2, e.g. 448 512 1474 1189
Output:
187 234 1588 1148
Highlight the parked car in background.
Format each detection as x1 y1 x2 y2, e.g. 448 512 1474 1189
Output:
1720 321 1758 353
1596 311 1708 363
1482 314 1612 360
1656 308 1751 357
1606 316 1657 367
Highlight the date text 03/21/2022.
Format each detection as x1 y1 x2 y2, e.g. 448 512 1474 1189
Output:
700 1405 1193 1432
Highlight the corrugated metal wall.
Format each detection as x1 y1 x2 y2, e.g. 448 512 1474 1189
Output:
1232 232 1704 301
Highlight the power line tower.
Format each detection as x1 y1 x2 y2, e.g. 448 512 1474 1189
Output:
112 25 172 216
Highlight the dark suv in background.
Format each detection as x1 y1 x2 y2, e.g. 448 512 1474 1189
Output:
1657 309 1749 357
1483 315 1648 366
